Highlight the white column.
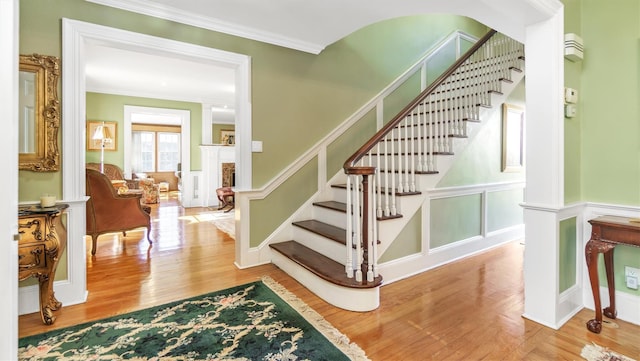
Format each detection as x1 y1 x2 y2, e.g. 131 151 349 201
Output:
0 0 18 357
521 9 569 329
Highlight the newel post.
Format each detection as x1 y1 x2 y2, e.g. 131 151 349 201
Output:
360 174 370 284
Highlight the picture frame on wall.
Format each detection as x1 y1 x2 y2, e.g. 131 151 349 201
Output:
87 120 117 151
501 103 525 172
220 129 235 145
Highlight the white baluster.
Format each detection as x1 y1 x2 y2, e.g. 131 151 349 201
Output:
409 113 416 192
415 105 423 173
403 117 410 192
374 145 382 219
389 128 397 215
428 96 435 171
396 123 404 193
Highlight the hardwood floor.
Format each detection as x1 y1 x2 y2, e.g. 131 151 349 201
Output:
19 193 640 360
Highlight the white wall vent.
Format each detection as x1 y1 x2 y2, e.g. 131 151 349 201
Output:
564 33 583 62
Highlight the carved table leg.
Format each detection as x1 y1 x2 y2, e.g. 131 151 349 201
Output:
37 273 57 325
603 248 617 319
585 239 616 333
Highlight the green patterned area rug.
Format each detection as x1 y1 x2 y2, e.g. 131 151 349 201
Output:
19 277 369 360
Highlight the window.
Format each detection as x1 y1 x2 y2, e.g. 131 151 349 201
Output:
132 124 181 173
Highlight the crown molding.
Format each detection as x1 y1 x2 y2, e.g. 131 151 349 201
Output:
86 0 325 54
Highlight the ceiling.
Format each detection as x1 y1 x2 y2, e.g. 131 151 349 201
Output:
83 0 559 124
84 43 237 124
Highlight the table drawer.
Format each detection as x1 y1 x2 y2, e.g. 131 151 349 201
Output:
18 217 45 243
18 244 47 270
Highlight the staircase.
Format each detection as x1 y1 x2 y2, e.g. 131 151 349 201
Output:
270 30 525 311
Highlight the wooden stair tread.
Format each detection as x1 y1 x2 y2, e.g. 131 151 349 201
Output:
313 201 347 213
293 219 346 244
331 183 428 194
313 200 405 222
270 241 382 289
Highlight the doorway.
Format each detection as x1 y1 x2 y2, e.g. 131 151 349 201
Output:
58 18 252 311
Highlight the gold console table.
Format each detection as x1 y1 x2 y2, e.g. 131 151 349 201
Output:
18 203 68 325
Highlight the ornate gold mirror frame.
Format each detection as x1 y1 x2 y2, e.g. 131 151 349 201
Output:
19 54 60 172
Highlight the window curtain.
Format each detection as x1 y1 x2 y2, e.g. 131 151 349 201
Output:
131 131 142 174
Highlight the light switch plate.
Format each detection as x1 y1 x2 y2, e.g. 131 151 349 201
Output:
565 87 578 103
252 141 263 152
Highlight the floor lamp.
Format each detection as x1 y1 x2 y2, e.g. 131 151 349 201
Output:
92 122 113 173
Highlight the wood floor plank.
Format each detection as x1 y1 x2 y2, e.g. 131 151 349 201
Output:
18 193 640 360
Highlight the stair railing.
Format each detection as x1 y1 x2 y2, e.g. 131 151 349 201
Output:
343 30 524 283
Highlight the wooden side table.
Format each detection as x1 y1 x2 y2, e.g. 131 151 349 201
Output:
585 216 640 333
18 203 68 325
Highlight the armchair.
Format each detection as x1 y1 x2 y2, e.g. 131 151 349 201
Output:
85 168 152 255
86 162 138 189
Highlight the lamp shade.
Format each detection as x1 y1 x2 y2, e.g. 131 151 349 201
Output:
92 124 113 141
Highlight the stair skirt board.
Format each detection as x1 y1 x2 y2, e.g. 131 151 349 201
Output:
271 250 380 312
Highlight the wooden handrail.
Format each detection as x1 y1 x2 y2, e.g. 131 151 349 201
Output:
343 29 497 175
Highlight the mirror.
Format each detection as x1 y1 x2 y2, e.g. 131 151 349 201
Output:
19 54 60 172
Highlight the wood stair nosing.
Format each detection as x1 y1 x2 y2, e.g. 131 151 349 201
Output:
366 149 462 157
422 86 502 105
407 101 491 118
455 57 524 77
437 73 515 93
450 57 522 77
331 183 429 195
313 200 402 222
292 219 346 245
270 241 383 289
376 134 469 144
399 115 478 126
313 200 347 213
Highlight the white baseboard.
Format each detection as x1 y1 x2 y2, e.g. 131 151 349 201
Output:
379 224 524 285
582 287 640 327
19 281 88 315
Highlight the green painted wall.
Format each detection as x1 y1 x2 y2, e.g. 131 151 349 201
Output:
559 217 577 293
85 93 202 171
597 246 640 297
580 1 640 205
383 72 422 125
379 209 422 262
423 81 525 249
487 189 524 232
562 0 640 296
430 194 482 248
327 110 378 177
563 0 582 204
436 80 526 188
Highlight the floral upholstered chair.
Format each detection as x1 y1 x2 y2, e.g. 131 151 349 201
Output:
138 178 160 204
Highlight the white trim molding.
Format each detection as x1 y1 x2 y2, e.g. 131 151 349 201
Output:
0 0 19 356
86 0 325 54
61 19 252 311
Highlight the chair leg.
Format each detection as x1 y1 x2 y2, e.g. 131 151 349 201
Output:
91 236 98 255
146 227 153 245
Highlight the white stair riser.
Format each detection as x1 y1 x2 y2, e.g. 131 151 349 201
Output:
291 226 347 264
270 251 380 312
311 206 347 229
